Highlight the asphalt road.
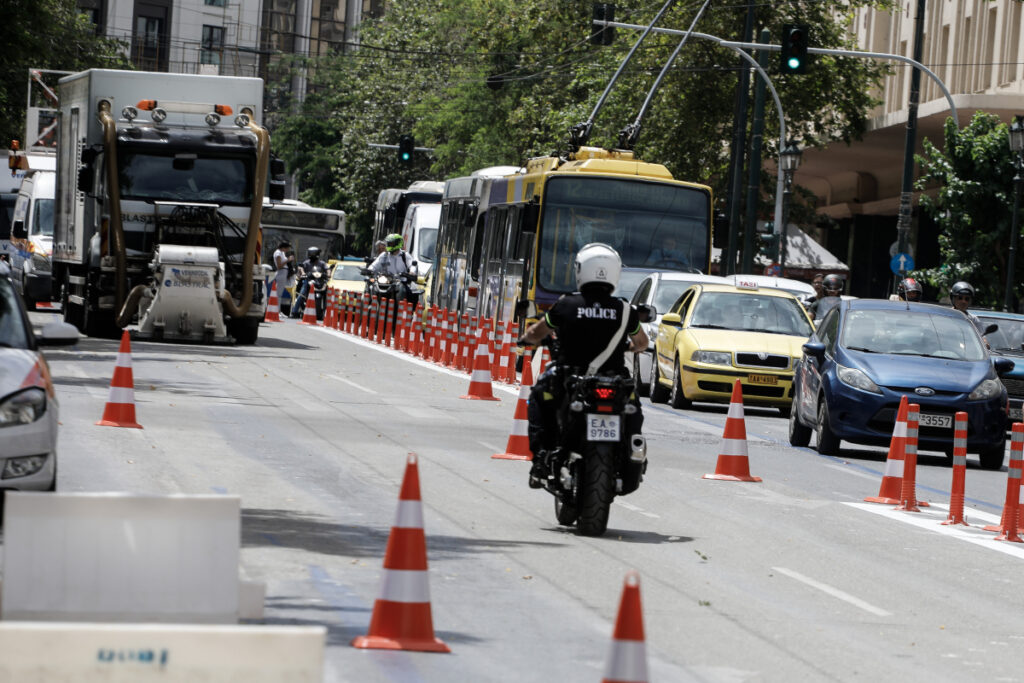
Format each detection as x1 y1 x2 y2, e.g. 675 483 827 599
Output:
16 309 1024 682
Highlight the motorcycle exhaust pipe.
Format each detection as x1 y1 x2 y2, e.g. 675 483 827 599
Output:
629 435 647 463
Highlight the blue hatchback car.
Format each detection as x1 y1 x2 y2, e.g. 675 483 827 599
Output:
789 299 1012 469
971 309 1024 423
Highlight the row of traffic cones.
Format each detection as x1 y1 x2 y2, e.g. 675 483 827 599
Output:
353 453 651 683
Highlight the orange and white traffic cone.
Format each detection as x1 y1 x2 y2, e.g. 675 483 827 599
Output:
538 346 551 375
942 411 970 526
352 454 450 653
323 289 336 328
492 356 533 460
299 287 318 325
96 330 143 429
461 328 500 401
895 403 922 512
703 380 760 482
601 571 649 683
985 423 1024 540
264 281 281 322
864 395 928 506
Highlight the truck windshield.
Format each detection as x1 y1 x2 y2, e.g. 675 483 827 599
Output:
118 153 253 205
33 198 54 237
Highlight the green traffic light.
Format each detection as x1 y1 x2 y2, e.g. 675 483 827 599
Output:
788 57 801 70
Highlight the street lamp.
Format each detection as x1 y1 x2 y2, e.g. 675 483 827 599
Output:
777 140 803 274
1005 115 1024 312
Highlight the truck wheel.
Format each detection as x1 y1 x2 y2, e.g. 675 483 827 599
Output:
228 318 260 345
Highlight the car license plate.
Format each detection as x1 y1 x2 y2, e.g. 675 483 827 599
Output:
919 413 952 429
587 414 621 442
748 374 778 385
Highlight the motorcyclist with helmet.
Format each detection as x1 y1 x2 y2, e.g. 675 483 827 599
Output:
517 243 649 489
290 246 329 318
949 281 988 338
366 233 420 304
808 273 844 320
891 277 923 302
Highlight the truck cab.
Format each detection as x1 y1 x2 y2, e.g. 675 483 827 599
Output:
10 169 55 309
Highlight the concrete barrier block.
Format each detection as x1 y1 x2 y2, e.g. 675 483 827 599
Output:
2 493 241 623
0 622 325 682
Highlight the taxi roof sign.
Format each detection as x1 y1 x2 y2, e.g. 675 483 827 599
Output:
735 279 759 291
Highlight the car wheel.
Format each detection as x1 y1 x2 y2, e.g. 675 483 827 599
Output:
816 400 840 455
649 354 669 404
633 353 649 397
669 357 691 409
978 442 1006 470
788 401 812 447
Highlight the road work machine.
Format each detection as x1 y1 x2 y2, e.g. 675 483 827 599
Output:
52 69 285 343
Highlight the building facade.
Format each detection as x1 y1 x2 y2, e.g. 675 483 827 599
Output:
795 0 1024 296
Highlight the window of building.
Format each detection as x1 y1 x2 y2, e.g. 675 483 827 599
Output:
205 0 225 5
202 25 224 65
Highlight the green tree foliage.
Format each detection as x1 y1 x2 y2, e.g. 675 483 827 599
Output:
273 0 892 247
0 0 130 145
915 112 1018 308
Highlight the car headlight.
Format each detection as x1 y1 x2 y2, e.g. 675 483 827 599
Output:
691 350 732 365
837 364 882 394
0 388 47 426
969 378 1003 401
31 252 51 273
2 455 47 479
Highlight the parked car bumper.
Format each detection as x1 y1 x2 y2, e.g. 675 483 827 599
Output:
683 363 795 407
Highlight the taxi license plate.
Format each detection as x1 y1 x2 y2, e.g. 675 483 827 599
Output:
748 374 778 385
587 414 621 442
919 413 952 429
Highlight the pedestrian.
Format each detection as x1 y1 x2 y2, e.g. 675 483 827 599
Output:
272 240 294 310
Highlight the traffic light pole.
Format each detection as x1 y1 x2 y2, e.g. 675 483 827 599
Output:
597 20 960 265
895 0 928 276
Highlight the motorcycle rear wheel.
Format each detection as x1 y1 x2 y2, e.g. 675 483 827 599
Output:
576 443 616 536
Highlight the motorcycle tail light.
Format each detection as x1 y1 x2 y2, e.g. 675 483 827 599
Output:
594 387 616 400
596 405 613 413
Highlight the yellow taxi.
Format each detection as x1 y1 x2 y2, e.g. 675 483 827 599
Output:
650 281 815 415
327 258 368 298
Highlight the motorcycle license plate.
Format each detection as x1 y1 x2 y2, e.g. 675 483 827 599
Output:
748 374 777 385
919 413 952 429
587 414 621 442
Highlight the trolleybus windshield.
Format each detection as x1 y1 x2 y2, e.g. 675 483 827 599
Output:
537 176 710 294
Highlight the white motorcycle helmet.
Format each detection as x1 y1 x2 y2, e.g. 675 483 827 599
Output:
574 242 622 293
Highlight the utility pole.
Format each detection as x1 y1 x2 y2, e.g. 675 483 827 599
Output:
723 1 756 276
741 29 771 274
895 0 927 279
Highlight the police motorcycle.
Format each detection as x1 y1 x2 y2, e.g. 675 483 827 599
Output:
293 262 330 320
524 303 654 537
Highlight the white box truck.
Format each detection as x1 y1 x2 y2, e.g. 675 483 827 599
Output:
52 69 284 343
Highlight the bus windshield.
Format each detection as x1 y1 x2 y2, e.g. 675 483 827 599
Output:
537 176 710 294
118 152 253 205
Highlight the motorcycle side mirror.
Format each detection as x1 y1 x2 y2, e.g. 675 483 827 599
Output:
985 323 999 336
635 303 656 323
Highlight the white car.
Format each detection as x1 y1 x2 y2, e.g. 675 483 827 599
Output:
627 271 731 395
0 263 79 493
725 273 815 300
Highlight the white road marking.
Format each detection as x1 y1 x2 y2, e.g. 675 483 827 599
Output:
613 500 660 518
772 566 892 617
477 441 503 453
327 374 377 395
824 462 880 481
845 502 1024 561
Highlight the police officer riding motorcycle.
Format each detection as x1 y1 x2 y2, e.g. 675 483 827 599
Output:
517 243 650 536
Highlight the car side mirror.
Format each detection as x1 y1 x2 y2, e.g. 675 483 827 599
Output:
36 321 80 346
802 340 826 361
11 220 26 239
661 312 682 327
994 356 1015 376
985 323 999 336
